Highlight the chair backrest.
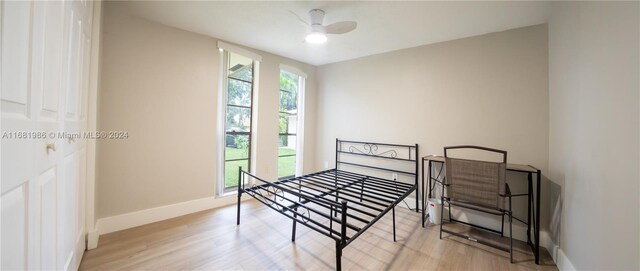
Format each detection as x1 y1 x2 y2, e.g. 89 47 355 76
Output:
444 146 507 210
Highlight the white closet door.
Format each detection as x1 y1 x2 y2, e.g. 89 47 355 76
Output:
1 1 93 270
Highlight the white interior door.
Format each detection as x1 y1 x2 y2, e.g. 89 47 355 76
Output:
1 1 93 270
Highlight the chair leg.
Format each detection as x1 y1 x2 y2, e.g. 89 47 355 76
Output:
439 198 445 239
501 214 505 237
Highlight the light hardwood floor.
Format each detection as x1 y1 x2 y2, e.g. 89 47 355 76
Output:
80 200 557 270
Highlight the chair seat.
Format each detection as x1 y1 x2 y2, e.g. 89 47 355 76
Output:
447 200 505 215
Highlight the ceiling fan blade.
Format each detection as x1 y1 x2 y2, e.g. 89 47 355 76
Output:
288 10 309 26
324 21 357 34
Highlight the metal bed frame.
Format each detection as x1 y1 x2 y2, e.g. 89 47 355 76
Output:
236 139 419 270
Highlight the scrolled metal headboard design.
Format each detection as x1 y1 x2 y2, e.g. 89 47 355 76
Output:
348 143 399 158
336 139 419 177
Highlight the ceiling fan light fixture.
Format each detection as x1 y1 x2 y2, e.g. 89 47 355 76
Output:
305 31 327 44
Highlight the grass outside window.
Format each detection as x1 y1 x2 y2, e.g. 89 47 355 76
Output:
225 147 296 188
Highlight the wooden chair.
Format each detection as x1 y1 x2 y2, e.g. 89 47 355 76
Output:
439 145 513 263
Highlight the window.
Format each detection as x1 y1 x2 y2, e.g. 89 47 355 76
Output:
278 69 303 179
222 51 255 191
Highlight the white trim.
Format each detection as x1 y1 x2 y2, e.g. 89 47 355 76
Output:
294 74 305 176
280 64 308 78
96 196 253 235
87 226 99 249
216 49 228 196
85 0 102 251
277 67 306 177
217 41 262 62
557 249 576 271
539 230 557 262
249 61 260 185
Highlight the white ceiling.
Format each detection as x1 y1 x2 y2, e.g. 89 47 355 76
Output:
117 1 551 66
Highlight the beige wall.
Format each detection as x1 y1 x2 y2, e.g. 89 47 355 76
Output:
97 2 317 218
548 2 639 270
315 25 549 232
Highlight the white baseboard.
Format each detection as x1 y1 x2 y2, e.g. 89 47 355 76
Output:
87 226 99 250
96 195 250 237
539 230 558 262
556 248 575 271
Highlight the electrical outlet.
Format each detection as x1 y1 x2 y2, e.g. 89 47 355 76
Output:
392 173 398 181
324 161 329 169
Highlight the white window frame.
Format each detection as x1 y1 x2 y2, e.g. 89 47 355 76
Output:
217 42 261 196
279 64 306 178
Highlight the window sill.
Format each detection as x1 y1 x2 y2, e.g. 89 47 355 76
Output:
218 190 239 198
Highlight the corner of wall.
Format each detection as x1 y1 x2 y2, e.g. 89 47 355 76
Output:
87 225 100 250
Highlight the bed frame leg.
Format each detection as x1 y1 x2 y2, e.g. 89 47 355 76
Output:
292 208 297 242
336 241 342 271
392 205 397 242
236 167 242 226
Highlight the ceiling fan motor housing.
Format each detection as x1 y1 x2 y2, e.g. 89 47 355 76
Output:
309 9 326 31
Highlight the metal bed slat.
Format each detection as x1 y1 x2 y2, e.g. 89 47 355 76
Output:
337 169 415 187
337 170 415 189
275 179 377 223
302 175 394 206
324 172 413 197
334 175 414 196
281 177 384 214
315 170 409 194
337 161 416 176
310 172 409 201
308 174 404 203
305 173 398 201
310 170 411 196
280 176 384 215
336 170 414 189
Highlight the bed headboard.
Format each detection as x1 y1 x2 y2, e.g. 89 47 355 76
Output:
335 138 419 180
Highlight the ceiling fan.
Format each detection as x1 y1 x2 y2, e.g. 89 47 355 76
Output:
304 9 357 44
